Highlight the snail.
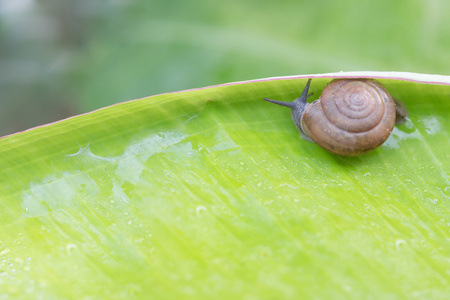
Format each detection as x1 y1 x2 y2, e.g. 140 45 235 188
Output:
264 78 408 156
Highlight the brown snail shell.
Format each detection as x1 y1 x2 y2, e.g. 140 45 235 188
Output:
264 78 405 156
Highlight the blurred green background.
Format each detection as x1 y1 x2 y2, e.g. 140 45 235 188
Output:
1 0 449 136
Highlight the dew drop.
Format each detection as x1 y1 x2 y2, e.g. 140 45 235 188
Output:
196 205 207 217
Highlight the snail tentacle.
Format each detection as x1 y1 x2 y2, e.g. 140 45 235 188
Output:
264 79 312 141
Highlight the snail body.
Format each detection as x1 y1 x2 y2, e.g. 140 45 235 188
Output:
264 78 407 156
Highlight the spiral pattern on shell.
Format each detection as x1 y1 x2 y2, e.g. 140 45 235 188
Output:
301 79 396 156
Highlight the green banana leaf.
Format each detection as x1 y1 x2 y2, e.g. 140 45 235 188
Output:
0 71 449 299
